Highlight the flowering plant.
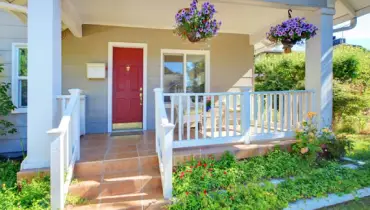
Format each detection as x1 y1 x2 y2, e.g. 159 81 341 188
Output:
266 17 318 53
174 0 221 42
293 112 353 163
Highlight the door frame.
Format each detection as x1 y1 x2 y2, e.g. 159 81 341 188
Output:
107 42 148 132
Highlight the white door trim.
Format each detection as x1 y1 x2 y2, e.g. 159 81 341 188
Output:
107 42 148 132
160 49 210 93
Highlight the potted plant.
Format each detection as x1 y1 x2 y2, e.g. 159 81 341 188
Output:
266 10 318 53
174 0 221 43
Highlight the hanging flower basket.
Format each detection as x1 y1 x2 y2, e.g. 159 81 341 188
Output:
174 0 221 43
266 10 318 53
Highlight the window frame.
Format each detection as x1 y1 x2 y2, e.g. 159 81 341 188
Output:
11 43 28 114
160 49 210 93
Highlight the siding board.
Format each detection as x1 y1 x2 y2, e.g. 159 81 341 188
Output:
0 9 27 154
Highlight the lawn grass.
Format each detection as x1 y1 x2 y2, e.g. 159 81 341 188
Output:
346 134 370 161
322 196 370 210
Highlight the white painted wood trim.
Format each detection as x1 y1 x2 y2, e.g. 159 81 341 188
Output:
160 49 211 93
11 43 28 114
173 136 244 149
107 42 148 132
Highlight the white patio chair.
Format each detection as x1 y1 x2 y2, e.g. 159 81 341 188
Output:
173 95 202 138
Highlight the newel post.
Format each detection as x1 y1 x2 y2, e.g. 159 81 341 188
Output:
162 123 175 199
241 88 252 144
154 88 164 153
69 89 81 161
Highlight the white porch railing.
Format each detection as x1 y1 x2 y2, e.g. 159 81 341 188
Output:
154 88 175 200
48 89 83 210
56 94 86 135
163 88 251 148
154 88 315 200
250 90 315 140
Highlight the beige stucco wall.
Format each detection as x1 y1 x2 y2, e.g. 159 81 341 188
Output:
62 25 254 132
0 10 27 153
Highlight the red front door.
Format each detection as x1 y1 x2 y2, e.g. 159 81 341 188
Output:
113 47 143 125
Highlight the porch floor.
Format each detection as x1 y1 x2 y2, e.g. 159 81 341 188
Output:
69 131 295 209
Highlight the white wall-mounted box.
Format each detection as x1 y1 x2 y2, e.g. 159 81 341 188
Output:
86 63 106 79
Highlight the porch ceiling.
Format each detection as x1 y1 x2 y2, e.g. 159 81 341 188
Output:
1 0 370 45
73 0 311 35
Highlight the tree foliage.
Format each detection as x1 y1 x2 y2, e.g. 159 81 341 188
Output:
0 64 17 136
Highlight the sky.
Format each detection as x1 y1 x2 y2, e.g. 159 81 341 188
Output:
334 13 370 49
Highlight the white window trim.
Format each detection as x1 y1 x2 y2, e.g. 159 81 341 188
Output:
160 49 210 93
11 43 28 114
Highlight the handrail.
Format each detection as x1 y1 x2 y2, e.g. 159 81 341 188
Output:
154 88 175 200
48 89 82 210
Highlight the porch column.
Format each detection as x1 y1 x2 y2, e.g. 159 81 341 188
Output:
305 8 335 128
22 0 62 169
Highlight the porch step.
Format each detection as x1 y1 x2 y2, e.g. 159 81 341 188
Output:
67 156 167 210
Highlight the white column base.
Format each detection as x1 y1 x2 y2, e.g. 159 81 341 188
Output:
21 156 49 170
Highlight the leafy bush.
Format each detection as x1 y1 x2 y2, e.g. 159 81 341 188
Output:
0 160 20 187
0 64 17 136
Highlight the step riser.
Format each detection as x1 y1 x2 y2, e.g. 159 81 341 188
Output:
74 156 159 177
69 176 162 201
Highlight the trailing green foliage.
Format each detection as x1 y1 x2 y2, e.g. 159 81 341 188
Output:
169 150 370 210
0 64 17 136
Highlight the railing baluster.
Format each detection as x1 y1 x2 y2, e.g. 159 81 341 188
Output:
260 94 265 134
211 95 215 138
225 95 230 137
203 95 207 139
195 95 199 140
267 94 271 134
292 92 297 129
219 95 223 137
280 94 284 132
299 93 303 125
254 94 258 134
287 93 291 131
305 92 309 120
233 95 237 136
178 96 183 141
170 96 174 124
274 94 278 133
187 95 191 140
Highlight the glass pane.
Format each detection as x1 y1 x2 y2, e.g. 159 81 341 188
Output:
186 55 205 93
163 54 184 102
19 80 27 107
18 48 28 76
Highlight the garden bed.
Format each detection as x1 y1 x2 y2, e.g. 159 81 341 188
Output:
168 149 370 210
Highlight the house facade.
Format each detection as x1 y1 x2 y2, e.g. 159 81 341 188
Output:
0 0 368 171
0 9 27 155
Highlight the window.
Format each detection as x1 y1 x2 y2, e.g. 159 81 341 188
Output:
161 50 210 101
12 43 28 113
